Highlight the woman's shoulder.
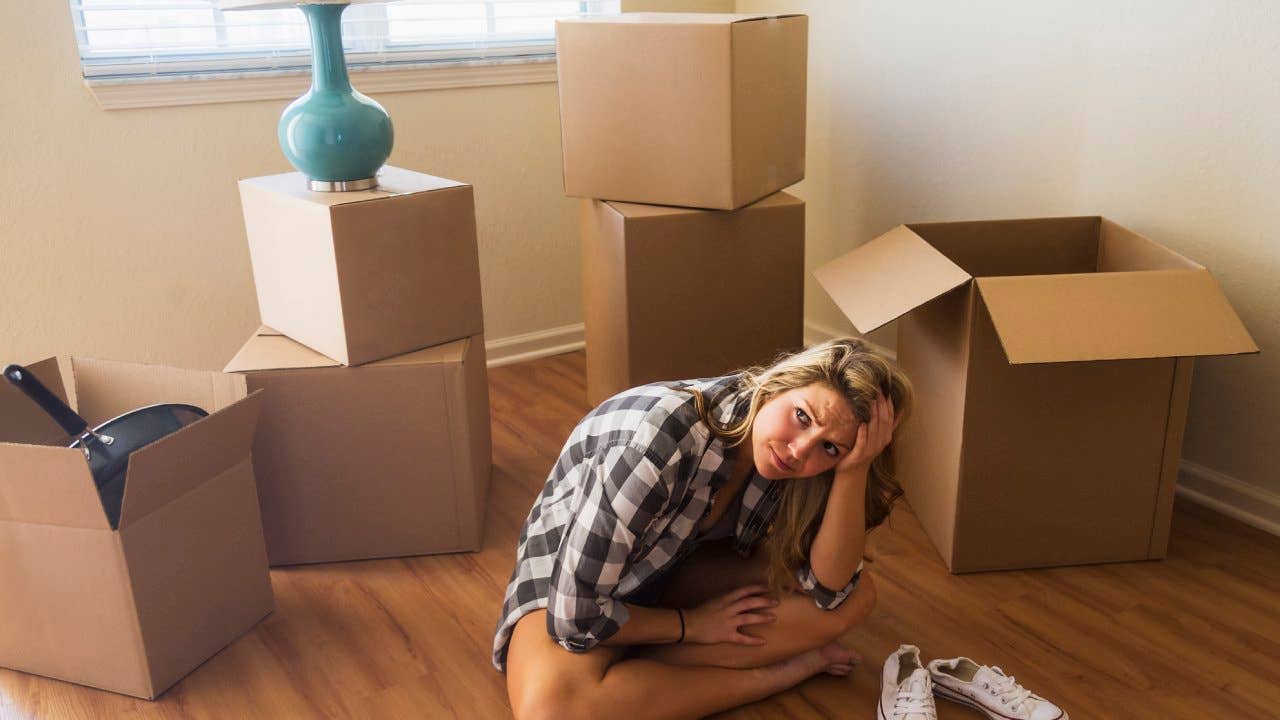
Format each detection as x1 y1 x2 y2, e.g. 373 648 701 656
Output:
587 374 742 423
579 374 743 457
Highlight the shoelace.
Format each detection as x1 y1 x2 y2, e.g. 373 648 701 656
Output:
893 681 937 718
987 667 1034 711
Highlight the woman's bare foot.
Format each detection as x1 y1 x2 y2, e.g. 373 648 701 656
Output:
815 641 858 676
763 641 858 688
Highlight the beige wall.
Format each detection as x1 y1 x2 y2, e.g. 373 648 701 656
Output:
3 1 1274 500
738 0 1278 498
1 3 583 372
0 0 725 374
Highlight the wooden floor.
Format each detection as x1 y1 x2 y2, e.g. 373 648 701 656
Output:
3 350 1278 719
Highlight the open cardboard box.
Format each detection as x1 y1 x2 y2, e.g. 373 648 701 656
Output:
816 216 1259 573
581 192 805 406
238 165 484 366
0 357 271 698
224 327 492 566
556 12 807 210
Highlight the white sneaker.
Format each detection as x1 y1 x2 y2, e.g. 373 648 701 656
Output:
927 656 1068 720
878 644 938 720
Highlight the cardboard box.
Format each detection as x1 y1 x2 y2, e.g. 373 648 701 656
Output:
582 192 805 406
0 357 271 699
556 13 807 210
815 217 1259 573
238 165 484 366
223 327 492 565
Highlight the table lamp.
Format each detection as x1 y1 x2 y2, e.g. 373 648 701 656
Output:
219 0 394 191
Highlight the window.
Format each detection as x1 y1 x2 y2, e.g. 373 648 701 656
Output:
71 0 620 82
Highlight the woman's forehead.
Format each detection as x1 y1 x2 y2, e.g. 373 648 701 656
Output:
784 385 855 426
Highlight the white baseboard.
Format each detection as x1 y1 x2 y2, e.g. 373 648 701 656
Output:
485 323 584 369
1177 460 1280 537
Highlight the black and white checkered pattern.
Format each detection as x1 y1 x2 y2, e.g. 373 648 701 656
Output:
492 374 860 672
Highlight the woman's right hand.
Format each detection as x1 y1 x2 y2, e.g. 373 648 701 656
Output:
683 584 779 645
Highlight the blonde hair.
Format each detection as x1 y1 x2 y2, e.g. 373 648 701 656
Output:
685 337 914 598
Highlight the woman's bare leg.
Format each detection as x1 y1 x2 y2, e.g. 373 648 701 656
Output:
640 573 876 669
506 609 857 720
635 538 877 670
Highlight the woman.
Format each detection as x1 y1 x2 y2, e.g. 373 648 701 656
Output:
493 338 914 720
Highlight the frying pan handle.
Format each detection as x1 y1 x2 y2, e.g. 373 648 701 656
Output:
3 364 89 437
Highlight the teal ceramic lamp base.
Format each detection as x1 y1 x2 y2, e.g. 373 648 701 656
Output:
279 2 394 192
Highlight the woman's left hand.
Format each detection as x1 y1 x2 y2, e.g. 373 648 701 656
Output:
835 392 900 475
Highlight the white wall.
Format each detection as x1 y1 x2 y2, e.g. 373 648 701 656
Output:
0 0 728 373
737 0 1279 508
3 0 1274 515
0 3 585 371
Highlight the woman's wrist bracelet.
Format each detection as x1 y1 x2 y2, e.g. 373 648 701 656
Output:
675 608 686 644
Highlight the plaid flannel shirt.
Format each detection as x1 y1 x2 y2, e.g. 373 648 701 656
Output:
492 374 862 672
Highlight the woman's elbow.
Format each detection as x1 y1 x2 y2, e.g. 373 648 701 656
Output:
830 572 877 637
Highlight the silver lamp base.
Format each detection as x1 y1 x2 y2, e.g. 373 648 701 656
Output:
308 176 378 192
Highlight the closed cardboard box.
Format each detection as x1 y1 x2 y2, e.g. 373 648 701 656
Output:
0 357 271 699
238 165 484 366
816 217 1259 573
582 192 805 406
224 328 492 565
557 13 807 210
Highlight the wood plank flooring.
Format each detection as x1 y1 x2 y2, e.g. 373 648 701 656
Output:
2 350 1277 719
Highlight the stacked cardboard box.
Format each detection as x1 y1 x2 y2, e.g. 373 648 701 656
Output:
227 165 493 565
556 13 811 405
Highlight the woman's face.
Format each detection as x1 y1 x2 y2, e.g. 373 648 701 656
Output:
749 384 858 480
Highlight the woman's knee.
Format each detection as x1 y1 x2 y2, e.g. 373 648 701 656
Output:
512 682 595 720
506 610 619 720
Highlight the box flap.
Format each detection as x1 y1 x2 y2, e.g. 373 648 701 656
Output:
0 356 72 446
605 191 802 220
365 336 469 367
118 390 264 528
0 443 109 529
558 12 803 26
814 225 972 333
71 357 249 423
238 165 466 208
905 216 1099 277
224 327 468 372
118 456 272 699
976 269 1261 364
223 327 342 373
726 13 805 23
1096 218 1202 272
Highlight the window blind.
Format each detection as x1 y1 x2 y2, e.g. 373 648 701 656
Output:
72 0 619 81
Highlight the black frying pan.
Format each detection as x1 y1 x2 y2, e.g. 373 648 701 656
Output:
3 364 208 529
